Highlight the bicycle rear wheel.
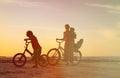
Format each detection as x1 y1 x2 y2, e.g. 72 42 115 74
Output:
12 53 26 67
72 51 82 65
47 48 61 65
39 54 48 67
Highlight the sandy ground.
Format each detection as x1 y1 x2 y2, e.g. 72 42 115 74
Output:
0 58 120 78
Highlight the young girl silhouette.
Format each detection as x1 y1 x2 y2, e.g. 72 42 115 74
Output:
25 30 42 68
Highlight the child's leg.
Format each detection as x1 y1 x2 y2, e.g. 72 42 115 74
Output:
33 49 41 67
33 50 38 67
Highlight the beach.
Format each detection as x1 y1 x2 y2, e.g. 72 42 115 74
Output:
0 57 120 78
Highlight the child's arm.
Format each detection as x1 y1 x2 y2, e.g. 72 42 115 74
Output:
24 38 30 41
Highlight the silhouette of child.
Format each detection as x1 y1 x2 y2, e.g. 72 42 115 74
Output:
70 27 76 43
25 30 41 68
69 27 76 64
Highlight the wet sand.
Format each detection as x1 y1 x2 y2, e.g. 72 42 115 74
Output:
0 57 120 78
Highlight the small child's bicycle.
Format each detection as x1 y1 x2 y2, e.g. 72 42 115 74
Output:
12 39 48 67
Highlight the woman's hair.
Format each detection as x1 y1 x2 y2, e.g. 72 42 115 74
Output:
65 24 70 29
26 30 33 37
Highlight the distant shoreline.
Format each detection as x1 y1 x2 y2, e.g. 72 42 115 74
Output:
0 56 120 63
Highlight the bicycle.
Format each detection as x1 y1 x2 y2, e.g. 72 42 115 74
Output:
47 38 83 65
12 39 48 67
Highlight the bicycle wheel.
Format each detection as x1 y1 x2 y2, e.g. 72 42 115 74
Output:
72 51 82 65
12 53 26 67
47 48 61 65
39 54 48 67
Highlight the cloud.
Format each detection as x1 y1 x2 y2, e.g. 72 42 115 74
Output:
108 10 120 14
85 3 120 10
85 3 120 14
0 0 48 8
85 3 120 38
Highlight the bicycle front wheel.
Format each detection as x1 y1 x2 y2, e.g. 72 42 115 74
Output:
47 48 61 65
12 53 26 67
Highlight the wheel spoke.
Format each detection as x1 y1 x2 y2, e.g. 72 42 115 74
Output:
47 48 60 65
13 53 26 67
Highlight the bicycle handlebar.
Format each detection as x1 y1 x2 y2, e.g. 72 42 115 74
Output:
24 38 31 45
56 38 64 43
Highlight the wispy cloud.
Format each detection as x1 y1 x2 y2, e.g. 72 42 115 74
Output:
85 3 120 10
108 10 120 14
85 3 120 14
0 0 48 8
85 3 120 38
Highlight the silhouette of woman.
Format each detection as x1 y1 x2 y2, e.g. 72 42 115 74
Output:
57 24 76 64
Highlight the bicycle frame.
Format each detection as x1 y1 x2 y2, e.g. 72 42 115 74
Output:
56 40 64 57
22 41 33 56
23 47 33 56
